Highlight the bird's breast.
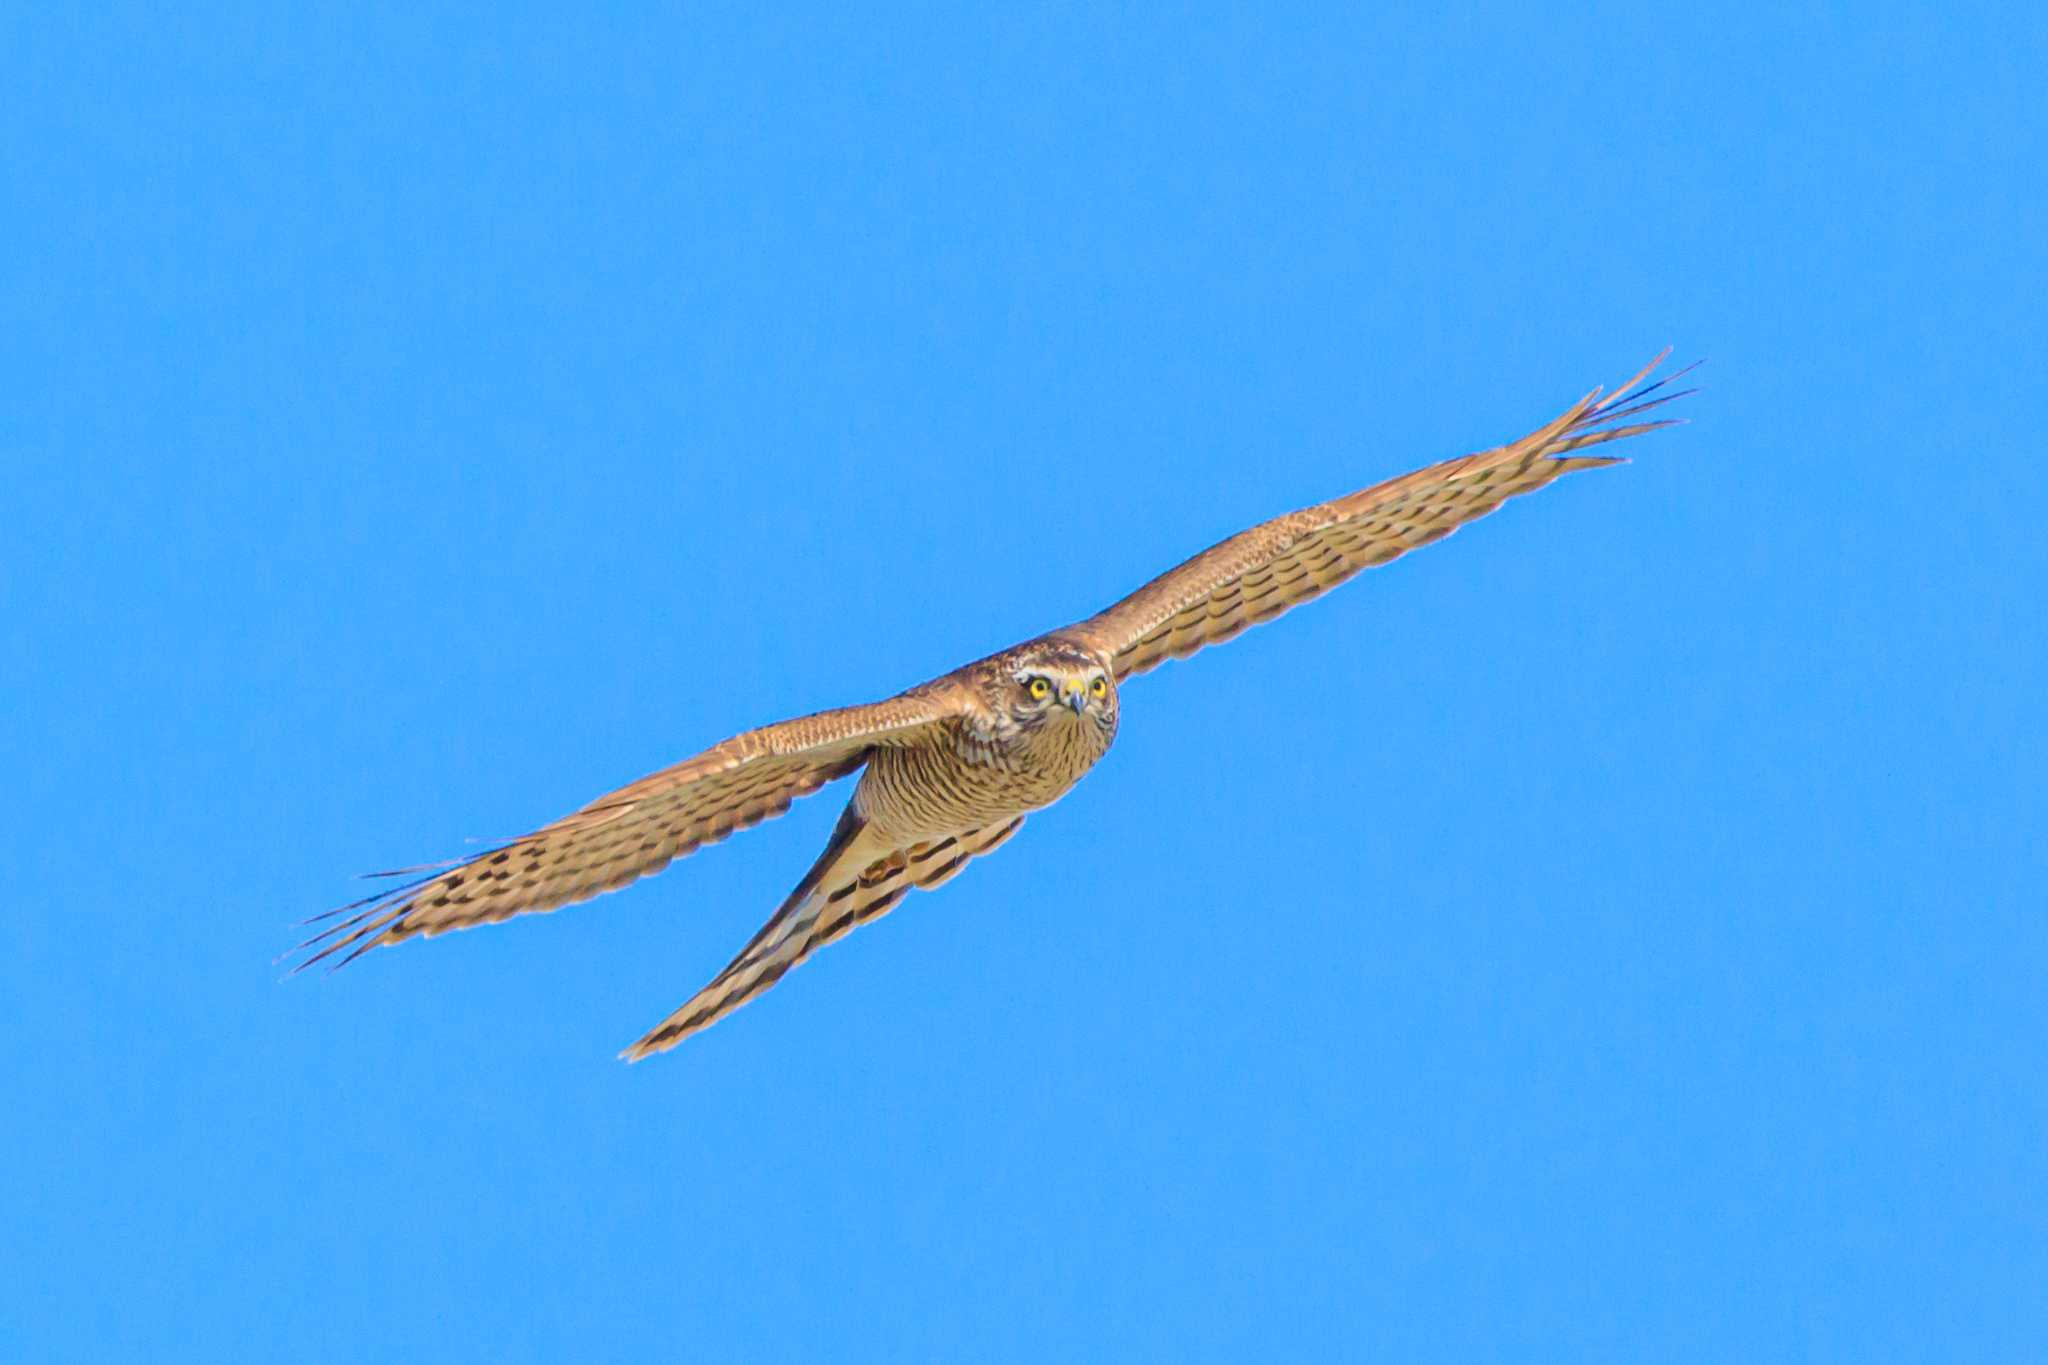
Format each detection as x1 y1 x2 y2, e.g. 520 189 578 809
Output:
857 721 1109 843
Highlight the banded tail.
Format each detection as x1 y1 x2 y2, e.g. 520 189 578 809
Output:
621 805 1025 1059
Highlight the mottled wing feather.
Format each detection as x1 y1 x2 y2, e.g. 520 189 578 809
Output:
620 816 1027 1060
1064 353 1692 680
292 688 974 970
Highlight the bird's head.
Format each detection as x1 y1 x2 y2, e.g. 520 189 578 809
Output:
1005 643 1117 731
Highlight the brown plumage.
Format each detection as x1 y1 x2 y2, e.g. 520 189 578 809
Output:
294 352 1693 1059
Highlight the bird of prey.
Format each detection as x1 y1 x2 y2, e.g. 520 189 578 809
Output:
295 353 1692 1059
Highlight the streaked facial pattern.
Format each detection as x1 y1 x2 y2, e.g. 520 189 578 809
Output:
1009 651 1118 739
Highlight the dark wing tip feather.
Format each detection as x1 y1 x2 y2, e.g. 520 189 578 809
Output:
293 865 450 929
1549 353 1699 458
281 843 519 974
1584 353 1702 422
283 894 412 974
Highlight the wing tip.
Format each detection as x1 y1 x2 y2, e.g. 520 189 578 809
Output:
1553 351 1699 457
1586 351 1703 418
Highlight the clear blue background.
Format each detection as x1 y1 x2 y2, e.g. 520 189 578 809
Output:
5 5 2041 1360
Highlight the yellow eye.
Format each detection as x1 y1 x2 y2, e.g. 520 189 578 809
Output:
1090 676 1108 698
1028 677 1051 700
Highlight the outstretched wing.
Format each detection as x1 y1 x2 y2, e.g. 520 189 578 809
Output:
1063 353 1694 681
621 810 1026 1060
292 687 974 970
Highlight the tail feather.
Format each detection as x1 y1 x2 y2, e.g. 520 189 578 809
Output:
620 812 1025 1060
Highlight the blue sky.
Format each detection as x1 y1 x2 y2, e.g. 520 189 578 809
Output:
4 5 2042 1360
